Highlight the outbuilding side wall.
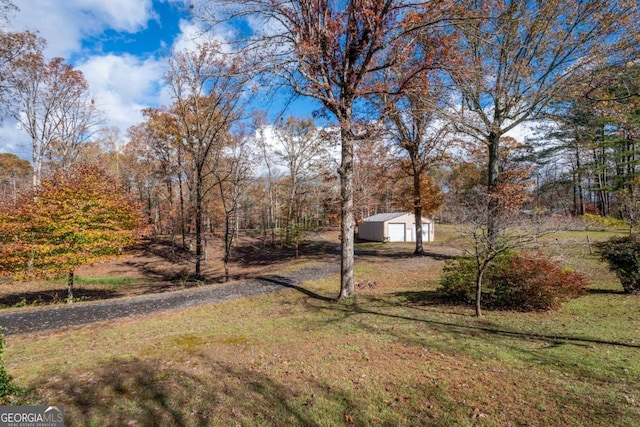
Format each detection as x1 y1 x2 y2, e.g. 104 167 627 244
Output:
357 212 435 243
358 221 386 242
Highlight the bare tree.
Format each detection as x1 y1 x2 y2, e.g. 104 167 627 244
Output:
197 0 449 299
0 0 44 122
47 94 102 171
94 126 126 176
7 56 99 185
254 116 284 246
164 41 250 280
443 0 639 248
454 196 557 317
447 136 574 316
379 80 449 254
213 132 256 281
270 117 332 246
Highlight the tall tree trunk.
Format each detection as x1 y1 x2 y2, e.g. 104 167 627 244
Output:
194 170 203 280
147 190 153 230
167 180 174 238
486 131 501 250
178 153 187 249
413 171 424 255
575 144 585 216
475 267 484 317
270 186 277 246
223 215 232 282
338 124 355 300
32 142 38 187
286 177 297 246
178 179 187 247
67 270 74 303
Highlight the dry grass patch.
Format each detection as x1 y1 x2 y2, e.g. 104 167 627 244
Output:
0 233 328 310
2 230 640 426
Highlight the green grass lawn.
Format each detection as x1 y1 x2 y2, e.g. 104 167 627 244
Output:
70 276 140 287
3 229 640 426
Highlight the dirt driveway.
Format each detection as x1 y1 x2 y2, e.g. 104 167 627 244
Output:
0 261 339 336
0 229 457 336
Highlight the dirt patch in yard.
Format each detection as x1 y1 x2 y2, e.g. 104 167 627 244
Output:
0 228 458 309
0 230 343 308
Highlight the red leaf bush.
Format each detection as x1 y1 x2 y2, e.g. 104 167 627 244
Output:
439 252 587 311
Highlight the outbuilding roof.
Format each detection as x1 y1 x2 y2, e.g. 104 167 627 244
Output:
360 212 407 222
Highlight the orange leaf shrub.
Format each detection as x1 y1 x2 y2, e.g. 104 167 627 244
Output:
439 252 587 311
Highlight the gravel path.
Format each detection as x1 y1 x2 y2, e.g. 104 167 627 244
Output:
0 261 338 336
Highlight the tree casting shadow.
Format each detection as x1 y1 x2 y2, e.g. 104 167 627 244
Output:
0 288 120 308
305 292 640 350
257 275 335 302
33 358 207 426
30 356 393 426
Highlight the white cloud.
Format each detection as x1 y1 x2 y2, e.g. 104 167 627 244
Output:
73 0 156 32
172 19 208 53
10 0 155 58
77 54 168 133
171 19 235 55
0 119 31 159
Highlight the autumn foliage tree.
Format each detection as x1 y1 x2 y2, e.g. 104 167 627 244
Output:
199 0 452 299
0 0 44 122
7 55 100 185
443 0 639 249
0 164 145 302
129 108 185 239
163 41 249 280
446 138 564 316
379 79 449 254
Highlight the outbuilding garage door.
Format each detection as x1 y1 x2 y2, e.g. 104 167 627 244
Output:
388 223 405 242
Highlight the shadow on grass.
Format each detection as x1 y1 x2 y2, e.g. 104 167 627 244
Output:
295 287 640 350
127 237 337 283
232 239 339 267
137 238 193 264
122 259 193 283
31 357 419 427
0 288 120 308
122 258 275 288
587 288 627 295
257 275 335 302
43 359 198 426
393 289 450 305
354 248 457 261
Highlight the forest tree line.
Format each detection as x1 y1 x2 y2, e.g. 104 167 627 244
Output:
1 0 639 297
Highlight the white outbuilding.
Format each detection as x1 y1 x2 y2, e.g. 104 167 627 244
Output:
357 212 435 243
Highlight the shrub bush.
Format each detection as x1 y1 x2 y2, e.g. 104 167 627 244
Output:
0 331 20 403
438 251 511 305
438 252 587 311
595 234 640 294
580 213 627 229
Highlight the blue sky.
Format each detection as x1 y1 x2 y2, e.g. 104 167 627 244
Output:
0 0 537 162
79 1 186 60
1 0 189 158
0 0 319 159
